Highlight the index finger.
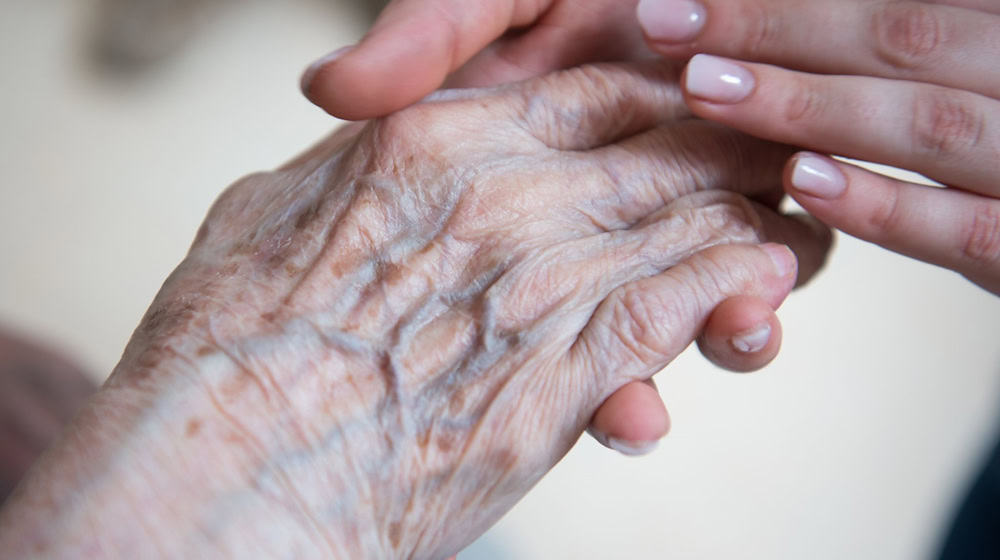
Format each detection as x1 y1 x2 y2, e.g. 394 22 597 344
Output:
302 0 555 120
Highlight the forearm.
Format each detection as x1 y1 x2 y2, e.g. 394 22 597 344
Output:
0 349 383 558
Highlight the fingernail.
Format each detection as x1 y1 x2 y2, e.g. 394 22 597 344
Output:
730 322 771 354
637 0 706 43
608 437 659 457
300 45 354 95
790 153 847 199
684 54 755 103
761 243 795 278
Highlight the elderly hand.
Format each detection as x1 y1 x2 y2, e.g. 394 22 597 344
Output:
0 63 829 558
301 0 809 454
638 0 1000 294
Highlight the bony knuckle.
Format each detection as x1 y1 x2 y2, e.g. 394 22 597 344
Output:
614 286 668 362
873 3 944 70
912 91 984 160
961 202 1000 268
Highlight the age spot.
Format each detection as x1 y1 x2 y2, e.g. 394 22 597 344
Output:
185 418 202 437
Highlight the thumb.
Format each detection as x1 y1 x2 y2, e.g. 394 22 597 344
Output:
301 0 554 120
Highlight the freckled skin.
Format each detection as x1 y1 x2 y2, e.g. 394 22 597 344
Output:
0 62 829 559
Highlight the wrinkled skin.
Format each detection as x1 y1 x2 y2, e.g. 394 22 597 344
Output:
0 62 829 558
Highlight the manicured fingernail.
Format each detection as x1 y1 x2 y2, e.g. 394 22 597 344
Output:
608 437 659 457
300 45 354 95
730 322 771 354
684 54 755 103
637 0 706 43
761 243 795 278
790 153 847 199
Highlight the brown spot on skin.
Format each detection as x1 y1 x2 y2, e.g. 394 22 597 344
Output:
417 428 431 450
388 522 403 549
294 201 322 230
261 312 277 323
185 418 202 437
196 346 214 357
284 263 301 276
436 433 454 453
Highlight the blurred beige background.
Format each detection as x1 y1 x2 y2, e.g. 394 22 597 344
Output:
2 1 999 558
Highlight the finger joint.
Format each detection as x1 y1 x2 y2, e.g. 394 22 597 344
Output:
961 202 1000 269
740 2 783 58
872 2 945 71
911 91 984 162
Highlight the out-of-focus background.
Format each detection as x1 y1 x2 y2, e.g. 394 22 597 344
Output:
1 1 998 558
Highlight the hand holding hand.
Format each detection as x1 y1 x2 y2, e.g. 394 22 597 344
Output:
0 63 830 558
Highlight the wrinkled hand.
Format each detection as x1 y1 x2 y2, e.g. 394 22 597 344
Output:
638 0 1000 294
0 63 830 558
300 0 802 454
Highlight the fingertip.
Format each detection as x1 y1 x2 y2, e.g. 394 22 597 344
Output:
697 296 782 373
588 380 670 456
302 44 440 120
300 45 355 99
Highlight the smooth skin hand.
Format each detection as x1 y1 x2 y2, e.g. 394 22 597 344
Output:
638 0 1000 295
300 0 805 456
0 63 831 558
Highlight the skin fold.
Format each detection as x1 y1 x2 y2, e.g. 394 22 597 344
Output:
0 62 830 558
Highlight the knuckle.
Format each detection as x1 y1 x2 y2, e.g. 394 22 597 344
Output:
866 180 904 235
371 106 439 146
872 2 944 71
613 285 671 362
782 81 827 126
911 91 984 161
961 202 1000 268
739 1 783 57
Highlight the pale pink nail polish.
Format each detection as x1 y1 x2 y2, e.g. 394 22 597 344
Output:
790 153 847 199
730 322 771 354
637 0 706 43
685 54 755 103
300 45 355 95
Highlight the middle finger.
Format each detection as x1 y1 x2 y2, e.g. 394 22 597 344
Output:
681 56 1000 198
639 0 1000 100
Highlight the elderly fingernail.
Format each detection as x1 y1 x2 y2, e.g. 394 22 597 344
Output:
637 0 706 43
301 45 354 95
730 322 771 354
685 54 754 103
608 437 659 457
761 243 795 278
790 153 847 199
